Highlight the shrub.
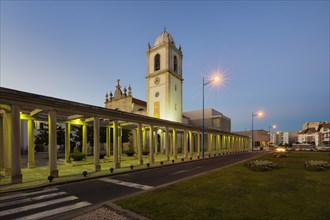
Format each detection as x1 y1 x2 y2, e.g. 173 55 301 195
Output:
142 150 149 155
71 149 85 161
126 150 135 156
304 160 330 171
246 160 283 171
273 153 288 158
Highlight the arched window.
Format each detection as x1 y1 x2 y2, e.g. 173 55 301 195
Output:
174 56 177 72
154 54 160 71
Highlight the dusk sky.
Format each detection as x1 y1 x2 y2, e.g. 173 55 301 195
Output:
1 1 329 132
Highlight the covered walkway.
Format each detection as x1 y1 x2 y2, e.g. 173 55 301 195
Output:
0 87 249 185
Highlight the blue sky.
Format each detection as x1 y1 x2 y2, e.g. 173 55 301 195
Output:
1 1 329 132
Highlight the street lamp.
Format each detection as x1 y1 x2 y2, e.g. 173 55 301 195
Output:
251 111 263 151
268 124 277 146
202 76 220 158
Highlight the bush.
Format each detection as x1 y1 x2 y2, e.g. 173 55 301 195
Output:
304 160 330 171
71 149 85 161
126 149 135 156
142 150 149 155
246 160 283 171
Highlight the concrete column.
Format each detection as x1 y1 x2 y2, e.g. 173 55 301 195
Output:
160 131 165 154
82 123 87 156
149 125 154 163
94 117 101 172
27 119 35 168
11 105 22 183
223 136 227 151
208 134 212 155
216 135 220 153
165 127 169 161
3 111 11 175
197 132 201 156
106 126 111 157
228 136 231 152
118 127 122 156
137 123 143 165
142 128 147 151
172 128 177 159
65 123 71 164
48 110 58 177
154 130 158 155
232 136 234 151
113 120 120 168
183 130 188 158
0 114 4 172
132 129 137 153
189 131 193 157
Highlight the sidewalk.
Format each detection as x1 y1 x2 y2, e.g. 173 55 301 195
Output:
0 152 190 193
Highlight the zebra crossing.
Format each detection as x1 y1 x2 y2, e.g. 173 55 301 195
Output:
0 187 91 219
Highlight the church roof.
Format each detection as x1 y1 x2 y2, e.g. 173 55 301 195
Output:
132 98 147 107
154 28 176 47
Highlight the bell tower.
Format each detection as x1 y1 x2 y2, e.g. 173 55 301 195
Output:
146 29 183 123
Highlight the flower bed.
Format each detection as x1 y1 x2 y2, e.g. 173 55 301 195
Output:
246 160 283 171
272 153 288 158
304 160 330 171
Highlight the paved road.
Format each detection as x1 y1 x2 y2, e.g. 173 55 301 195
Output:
0 152 265 219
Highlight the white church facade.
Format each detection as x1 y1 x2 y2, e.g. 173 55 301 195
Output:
105 29 230 131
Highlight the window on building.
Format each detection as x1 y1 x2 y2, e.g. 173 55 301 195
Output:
174 56 177 72
154 54 160 71
175 84 177 91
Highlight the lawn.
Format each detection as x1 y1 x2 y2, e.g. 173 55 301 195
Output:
115 152 330 220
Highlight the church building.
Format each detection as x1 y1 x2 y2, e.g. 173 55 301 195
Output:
105 29 230 131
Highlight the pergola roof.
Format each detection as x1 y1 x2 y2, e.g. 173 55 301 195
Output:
0 87 246 137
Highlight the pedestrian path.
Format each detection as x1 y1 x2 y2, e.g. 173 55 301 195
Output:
0 187 91 219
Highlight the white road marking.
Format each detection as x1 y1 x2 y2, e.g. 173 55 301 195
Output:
100 178 154 190
0 196 78 217
0 191 67 208
0 188 58 201
14 201 92 220
171 166 204 175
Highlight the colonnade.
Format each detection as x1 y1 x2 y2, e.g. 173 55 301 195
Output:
0 89 249 184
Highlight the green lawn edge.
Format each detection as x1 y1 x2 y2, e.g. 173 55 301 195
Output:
114 152 330 220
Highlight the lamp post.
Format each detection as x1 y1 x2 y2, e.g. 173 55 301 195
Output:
202 76 219 158
251 112 263 151
268 124 277 146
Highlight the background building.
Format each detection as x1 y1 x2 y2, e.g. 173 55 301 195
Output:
297 121 329 147
183 108 231 132
273 131 298 146
234 129 269 150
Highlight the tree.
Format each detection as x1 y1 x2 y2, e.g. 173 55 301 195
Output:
57 125 65 146
34 123 66 152
34 123 48 152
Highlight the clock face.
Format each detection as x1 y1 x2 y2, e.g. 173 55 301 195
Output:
154 77 160 85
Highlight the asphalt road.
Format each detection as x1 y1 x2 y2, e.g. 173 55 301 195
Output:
0 151 265 219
